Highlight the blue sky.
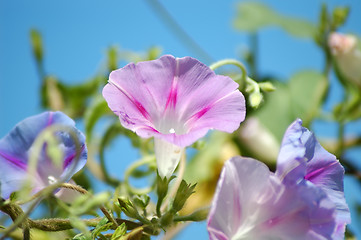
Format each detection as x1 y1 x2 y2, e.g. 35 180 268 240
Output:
1 0 361 238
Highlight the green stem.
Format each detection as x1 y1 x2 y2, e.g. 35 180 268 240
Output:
0 181 64 240
124 156 156 195
60 183 119 228
173 208 209 222
246 77 261 94
99 123 122 187
160 152 186 213
209 59 248 90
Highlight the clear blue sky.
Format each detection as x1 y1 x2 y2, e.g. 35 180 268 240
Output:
1 0 361 238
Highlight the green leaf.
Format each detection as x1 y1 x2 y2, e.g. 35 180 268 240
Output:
171 180 196 213
184 132 230 183
30 29 43 63
233 2 316 38
111 223 127 240
289 71 327 125
70 216 92 239
332 6 350 30
117 227 143 240
146 46 162 60
71 192 110 216
42 75 104 118
64 76 103 118
256 71 327 141
73 233 91 240
279 17 316 38
91 217 113 239
108 46 118 71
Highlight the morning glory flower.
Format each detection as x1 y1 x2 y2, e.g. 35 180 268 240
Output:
103 55 246 178
0 111 87 199
207 119 350 240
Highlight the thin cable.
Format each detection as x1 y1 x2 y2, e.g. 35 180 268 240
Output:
145 0 215 64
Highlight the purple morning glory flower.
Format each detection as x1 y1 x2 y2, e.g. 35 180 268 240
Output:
0 111 87 199
207 119 350 240
102 55 246 178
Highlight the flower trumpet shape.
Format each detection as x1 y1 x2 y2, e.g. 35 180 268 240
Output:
103 55 246 178
207 119 350 240
0 111 87 199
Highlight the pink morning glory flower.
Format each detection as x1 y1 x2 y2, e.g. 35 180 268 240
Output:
0 111 87 199
102 55 246 178
207 119 350 240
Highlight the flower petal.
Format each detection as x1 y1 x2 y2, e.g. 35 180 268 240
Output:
255 180 336 240
103 55 246 147
0 158 28 199
276 119 307 183
154 138 183 179
303 133 350 226
276 119 350 228
208 157 337 240
207 157 271 239
103 55 178 134
0 112 87 199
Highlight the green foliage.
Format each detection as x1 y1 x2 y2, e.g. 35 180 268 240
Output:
84 97 113 141
156 174 175 217
332 7 350 30
234 2 316 38
117 198 144 222
184 132 229 183
91 217 113 239
70 216 92 239
30 29 43 64
3 3 359 238
132 195 150 211
70 192 110 216
171 180 196 213
256 71 327 141
111 223 127 240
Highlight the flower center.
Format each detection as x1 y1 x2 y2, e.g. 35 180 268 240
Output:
155 112 187 135
48 175 57 185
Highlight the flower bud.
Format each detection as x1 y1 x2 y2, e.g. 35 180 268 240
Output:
117 198 140 219
172 180 196 213
249 91 263 108
30 29 43 64
258 82 276 92
328 32 361 87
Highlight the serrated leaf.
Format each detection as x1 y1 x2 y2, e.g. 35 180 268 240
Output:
111 223 127 240
91 217 113 239
172 180 197 213
117 227 143 240
72 233 91 240
234 2 316 38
